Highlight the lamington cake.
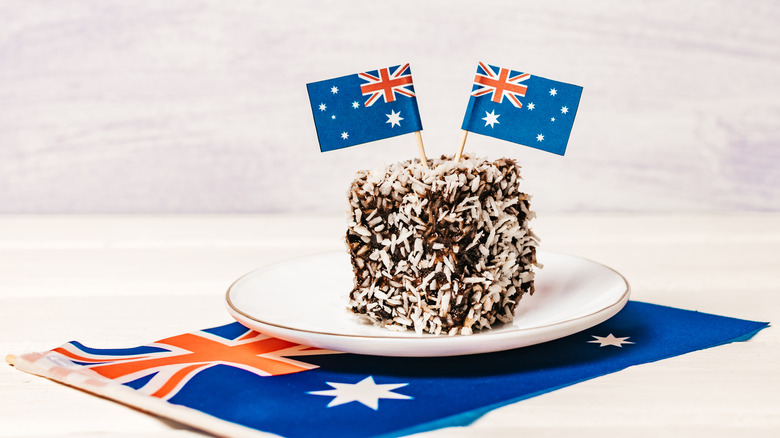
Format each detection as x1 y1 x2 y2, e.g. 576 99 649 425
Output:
345 154 538 336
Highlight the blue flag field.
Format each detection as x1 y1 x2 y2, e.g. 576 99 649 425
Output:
307 64 423 152
12 301 767 437
462 62 583 155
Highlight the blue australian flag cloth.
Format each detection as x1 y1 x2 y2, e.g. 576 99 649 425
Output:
12 301 767 437
462 62 583 155
307 64 423 152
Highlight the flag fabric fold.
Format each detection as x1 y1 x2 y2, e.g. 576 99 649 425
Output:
11 301 768 438
307 64 423 152
462 62 583 155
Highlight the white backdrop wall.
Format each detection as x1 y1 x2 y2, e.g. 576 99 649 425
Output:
1 1 779 214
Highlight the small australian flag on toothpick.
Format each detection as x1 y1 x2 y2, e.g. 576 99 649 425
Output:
307 64 423 152
462 62 583 155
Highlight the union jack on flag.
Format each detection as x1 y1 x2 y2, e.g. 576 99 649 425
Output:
471 62 530 108
358 63 415 107
49 323 338 400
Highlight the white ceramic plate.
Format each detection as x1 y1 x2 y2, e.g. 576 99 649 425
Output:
225 251 630 357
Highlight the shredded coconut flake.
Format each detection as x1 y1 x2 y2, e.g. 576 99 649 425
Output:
345 154 538 335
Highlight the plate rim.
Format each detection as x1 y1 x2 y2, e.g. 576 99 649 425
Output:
224 250 631 342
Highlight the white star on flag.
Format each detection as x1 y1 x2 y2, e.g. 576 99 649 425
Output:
331 86 339 94
588 334 634 347
527 102 535 110
482 110 500 128
308 376 412 410
551 117 555 122
319 103 326 111
536 134 544 142
331 115 336 119
386 110 403 128
549 88 557 96
341 132 349 140
352 101 360 109
561 106 569 114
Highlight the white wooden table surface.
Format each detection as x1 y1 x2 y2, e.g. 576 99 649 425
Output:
1 214 778 437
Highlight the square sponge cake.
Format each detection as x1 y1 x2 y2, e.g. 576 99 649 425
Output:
346 154 538 335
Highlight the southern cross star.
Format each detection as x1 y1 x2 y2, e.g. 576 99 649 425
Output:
386 110 403 128
561 106 569 114
482 110 500 128
308 376 412 410
588 334 634 347
319 103 327 111
549 88 557 96
536 134 544 142
341 132 349 140
331 86 339 94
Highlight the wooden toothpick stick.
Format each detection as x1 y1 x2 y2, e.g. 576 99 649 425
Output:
454 130 469 162
5 354 17 366
415 131 428 168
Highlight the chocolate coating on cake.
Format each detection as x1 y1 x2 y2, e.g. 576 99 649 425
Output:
346 154 538 335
